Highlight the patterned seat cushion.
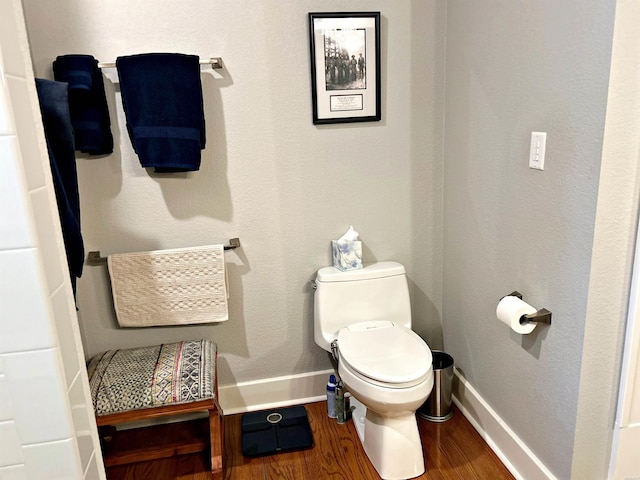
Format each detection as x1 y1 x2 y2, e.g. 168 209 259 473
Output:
87 339 216 416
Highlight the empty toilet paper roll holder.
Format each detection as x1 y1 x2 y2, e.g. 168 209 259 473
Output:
502 291 552 326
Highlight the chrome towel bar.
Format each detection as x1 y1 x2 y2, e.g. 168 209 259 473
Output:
97 57 223 70
86 237 240 266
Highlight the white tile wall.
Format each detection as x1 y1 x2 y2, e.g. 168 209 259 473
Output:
0 373 14 421
84 455 101 480
51 286 81 388
22 439 84 479
0 0 26 78
0 420 24 467
0 248 56 354
0 54 15 134
0 0 106 478
69 375 95 471
29 187 66 292
5 74 46 190
0 137 37 251
3 349 74 444
0 464 28 480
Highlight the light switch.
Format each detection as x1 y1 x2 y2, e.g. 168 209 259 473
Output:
529 132 547 170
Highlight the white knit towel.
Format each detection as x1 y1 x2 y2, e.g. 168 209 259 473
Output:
107 245 228 327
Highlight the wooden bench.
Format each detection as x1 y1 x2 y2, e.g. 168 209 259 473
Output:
87 340 224 479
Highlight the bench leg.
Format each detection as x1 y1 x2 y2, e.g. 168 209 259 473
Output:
209 407 224 479
98 425 116 455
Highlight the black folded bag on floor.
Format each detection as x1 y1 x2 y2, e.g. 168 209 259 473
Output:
241 405 314 456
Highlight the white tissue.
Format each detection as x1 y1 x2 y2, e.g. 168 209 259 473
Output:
496 295 538 334
337 226 359 242
332 226 362 271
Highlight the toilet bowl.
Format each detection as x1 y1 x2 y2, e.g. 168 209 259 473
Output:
313 261 434 480
337 321 433 480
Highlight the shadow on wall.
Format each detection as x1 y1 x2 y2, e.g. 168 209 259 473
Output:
75 64 245 359
515 322 550 360
75 65 235 231
150 66 235 222
409 278 444 351
227 268 333 384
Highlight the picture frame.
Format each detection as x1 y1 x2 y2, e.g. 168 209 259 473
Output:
308 12 381 125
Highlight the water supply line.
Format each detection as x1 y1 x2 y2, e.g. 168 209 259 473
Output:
331 339 340 370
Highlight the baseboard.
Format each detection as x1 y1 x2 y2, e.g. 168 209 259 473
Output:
218 369 334 415
452 368 557 480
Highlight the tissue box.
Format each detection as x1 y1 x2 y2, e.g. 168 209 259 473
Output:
332 240 363 271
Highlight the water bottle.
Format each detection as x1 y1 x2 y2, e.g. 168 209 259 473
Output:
327 374 337 418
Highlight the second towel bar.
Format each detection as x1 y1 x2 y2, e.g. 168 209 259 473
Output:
86 237 240 266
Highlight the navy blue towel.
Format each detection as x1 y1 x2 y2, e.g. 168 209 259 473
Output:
35 79 84 296
116 53 205 172
53 55 113 155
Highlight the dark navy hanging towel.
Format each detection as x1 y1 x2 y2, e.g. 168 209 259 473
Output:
116 53 205 173
35 79 84 296
52 54 113 155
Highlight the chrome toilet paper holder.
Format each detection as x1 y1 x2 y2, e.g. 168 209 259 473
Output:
502 291 552 326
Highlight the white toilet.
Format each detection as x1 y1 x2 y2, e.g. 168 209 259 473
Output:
314 261 434 480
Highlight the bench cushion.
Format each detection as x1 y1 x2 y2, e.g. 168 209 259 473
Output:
87 339 216 416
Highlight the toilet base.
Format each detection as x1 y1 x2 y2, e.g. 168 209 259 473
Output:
350 397 425 480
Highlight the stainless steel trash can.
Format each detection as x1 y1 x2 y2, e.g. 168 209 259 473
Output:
418 351 454 422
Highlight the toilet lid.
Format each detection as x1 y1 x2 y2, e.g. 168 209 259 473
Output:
337 321 432 386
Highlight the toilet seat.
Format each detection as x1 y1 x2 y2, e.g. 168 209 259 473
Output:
337 321 432 388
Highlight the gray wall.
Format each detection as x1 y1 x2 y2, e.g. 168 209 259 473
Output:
22 1 445 386
442 1 615 478
22 0 624 477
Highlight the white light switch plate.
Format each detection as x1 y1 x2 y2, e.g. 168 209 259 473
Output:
529 132 547 170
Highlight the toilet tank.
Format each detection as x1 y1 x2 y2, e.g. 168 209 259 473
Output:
314 261 411 351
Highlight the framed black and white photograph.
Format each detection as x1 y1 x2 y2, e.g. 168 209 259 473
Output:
308 12 381 125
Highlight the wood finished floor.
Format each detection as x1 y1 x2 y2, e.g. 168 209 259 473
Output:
106 401 515 480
